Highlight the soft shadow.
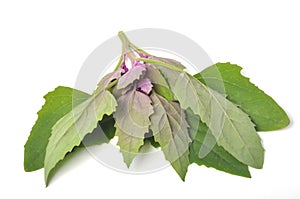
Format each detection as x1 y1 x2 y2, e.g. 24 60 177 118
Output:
46 147 89 186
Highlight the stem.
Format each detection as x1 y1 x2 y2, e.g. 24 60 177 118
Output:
118 31 149 55
118 31 131 54
113 31 132 71
118 31 137 64
113 53 123 71
137 58 183 72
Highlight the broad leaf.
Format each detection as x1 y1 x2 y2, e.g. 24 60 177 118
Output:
113 87 154 167
115 124 144 166
24 86 90 172
44 70 121 185
150 92 191 180
186 109 251 177
195 63 290 131
153 63 264 169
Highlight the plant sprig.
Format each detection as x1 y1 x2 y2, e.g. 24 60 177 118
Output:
24 31 290 186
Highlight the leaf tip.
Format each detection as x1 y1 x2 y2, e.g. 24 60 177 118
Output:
177 170 187 182
279 112 291 129
122 154 134 168
44 173 50 187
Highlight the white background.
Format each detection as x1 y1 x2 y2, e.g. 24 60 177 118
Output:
1 0 299 198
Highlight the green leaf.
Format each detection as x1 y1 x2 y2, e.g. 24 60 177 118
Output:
153 63 264 169
113 87 154 167
144 131 160 148
194 62 290 131
24 86 90 172
146 64 173 101
186 109 251 178
150 92 191 180
114 124 144 166
82 115 116 147
96 115 116 141
44 71 120 185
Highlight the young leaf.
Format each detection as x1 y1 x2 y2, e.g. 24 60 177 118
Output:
137 78 153 94
152 62 264 169
113 87 154 167
186 109 251 178
194 63 290 131
150 92 191 180
117 66 146 90
24 86 90 172
44 70 121 185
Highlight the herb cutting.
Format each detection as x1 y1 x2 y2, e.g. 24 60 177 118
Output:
24 31 290 186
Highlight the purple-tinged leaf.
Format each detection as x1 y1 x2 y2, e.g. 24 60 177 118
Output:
117 66 146 90
150 92 191 180
137 78 153 95
114 86 154 166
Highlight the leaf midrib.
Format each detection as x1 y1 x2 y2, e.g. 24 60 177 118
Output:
186 74 257 165
204 86 257 165
45 90 107 165
156 95 189 169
